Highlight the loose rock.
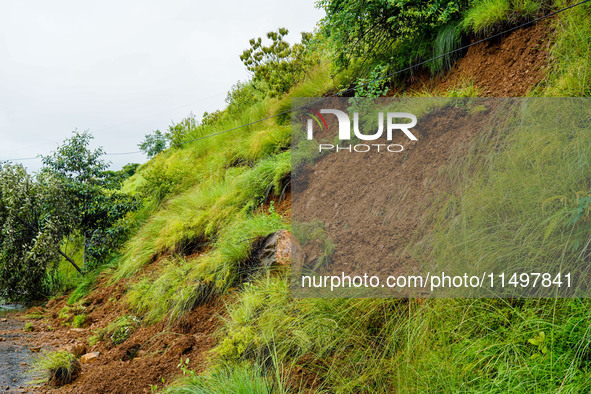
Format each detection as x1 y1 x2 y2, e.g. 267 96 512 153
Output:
80 352 100 364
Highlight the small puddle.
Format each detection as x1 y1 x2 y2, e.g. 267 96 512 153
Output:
0 306 34 392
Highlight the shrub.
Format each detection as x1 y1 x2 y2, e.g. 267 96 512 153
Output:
226 81 264 118
164 363 273 394
72 315 87 328
91 315 141 346
139 130 168 158
166 114 199 148
140 160 193 204
0 164 66 301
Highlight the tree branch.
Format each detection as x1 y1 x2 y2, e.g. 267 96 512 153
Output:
57 248 83 275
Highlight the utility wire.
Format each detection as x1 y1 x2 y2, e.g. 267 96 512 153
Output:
3 0 589 162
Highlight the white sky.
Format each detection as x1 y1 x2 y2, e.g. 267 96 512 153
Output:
0 0 324 171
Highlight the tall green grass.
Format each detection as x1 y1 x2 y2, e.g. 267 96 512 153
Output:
429 22 466 75
540 1 591 96
164 363 276 394
207 98 591 392
463 0 543 35
424 99 591 294
115 151 290 280
126 212 286 323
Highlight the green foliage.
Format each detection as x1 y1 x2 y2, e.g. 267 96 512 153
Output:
67 269 100 305
539 0 591 96
430 21 466 74
42 131 141 270
0 164 69 301
166 114 199 148
216 274 591 392
292 221 335 271
24 322 34 332
90 315 141 346
31 350 80 386
347 64 391 129
139 157 196 205
116 151 290 281
240 28 317 97
24 310 45 320
462 0 542 35
58 306 73 320
126 212 286 323
139 130 168 158
445 79 481 96
119 163 141 179
72 314 87 328
425 99 591 289
58 304 86 327
351 63 390 98
225 81 264 118
319 0 471 70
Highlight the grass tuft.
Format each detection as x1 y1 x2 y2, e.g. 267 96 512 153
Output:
164 363 275 394
463 0 542 35
31 351 80 387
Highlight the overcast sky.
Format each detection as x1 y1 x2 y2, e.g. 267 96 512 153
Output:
0 0 324 171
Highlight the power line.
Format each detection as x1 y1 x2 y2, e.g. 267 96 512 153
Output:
2 156 40 162
1 151 145 162
3 0 588 162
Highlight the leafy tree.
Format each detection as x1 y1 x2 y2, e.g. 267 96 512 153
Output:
201 110 223 127
240 28 317 97
138 130 168 158
318 0 471 70
0 163 78 301
118 163 141 179
42 131 140 269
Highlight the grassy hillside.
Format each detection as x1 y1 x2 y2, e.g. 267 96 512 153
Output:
40 0 591 392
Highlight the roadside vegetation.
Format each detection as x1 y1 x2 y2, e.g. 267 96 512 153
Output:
31 350 80 387
2 0 590 392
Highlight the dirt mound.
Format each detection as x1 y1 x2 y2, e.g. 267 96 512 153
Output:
58 302 222 394
404 18 554 96
15 272 224 394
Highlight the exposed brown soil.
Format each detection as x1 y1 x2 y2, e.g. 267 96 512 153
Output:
400 18 554 96
293 100 503 295
259 188 292 222
293 17 556 297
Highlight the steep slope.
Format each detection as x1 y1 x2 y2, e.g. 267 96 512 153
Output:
11 2 591 391
403 18 553 96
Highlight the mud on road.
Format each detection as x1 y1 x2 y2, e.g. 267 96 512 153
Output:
0 313 35 393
